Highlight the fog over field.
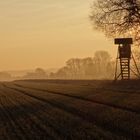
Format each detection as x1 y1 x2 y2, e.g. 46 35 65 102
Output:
0 0 140 140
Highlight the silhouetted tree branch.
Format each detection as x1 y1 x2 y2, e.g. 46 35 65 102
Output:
90 0 140 44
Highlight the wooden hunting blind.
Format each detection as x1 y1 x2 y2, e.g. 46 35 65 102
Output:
115 38 132 59
114 38 140 80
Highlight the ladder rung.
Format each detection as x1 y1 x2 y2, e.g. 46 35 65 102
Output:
121 67 129 68
122 70 129 71
122 72 129 73
122 73 129 74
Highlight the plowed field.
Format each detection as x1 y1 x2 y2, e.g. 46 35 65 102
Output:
0 80 140 140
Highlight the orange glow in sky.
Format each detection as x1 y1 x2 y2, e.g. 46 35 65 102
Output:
0 0 115 70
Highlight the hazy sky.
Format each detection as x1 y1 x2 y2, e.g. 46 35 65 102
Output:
0 0 116 70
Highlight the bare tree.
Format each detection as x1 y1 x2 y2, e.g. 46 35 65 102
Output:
90 0 140 44
24 68 47 79
94 51 112 78
66 58 82 78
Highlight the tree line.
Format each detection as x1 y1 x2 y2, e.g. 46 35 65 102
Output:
49 51 114 79
1 50 140 81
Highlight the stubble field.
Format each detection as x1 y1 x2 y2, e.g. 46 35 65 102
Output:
0 80 140 140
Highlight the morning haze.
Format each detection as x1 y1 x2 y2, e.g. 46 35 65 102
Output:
0 0 115 71
0 1 139 140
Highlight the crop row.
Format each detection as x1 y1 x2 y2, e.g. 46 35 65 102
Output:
3 82 140 139
0 83 125 140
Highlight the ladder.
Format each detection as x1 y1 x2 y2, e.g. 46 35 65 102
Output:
120 58 130 80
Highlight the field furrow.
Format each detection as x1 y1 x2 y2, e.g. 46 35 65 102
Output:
13 81 140 113
13 83 140 114
1 83 128 139
0 80 140 140
0 83 126 140
3 83 140 139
